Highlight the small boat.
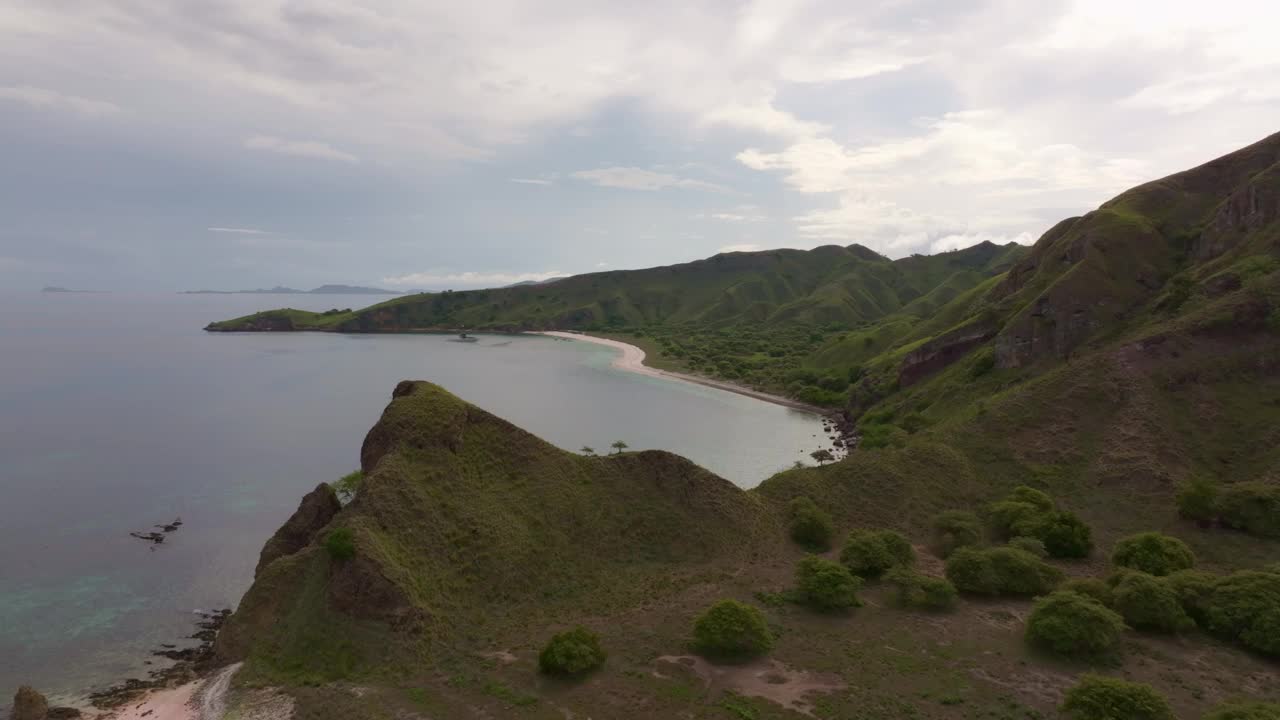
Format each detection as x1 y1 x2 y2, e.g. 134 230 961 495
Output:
451 332 479 343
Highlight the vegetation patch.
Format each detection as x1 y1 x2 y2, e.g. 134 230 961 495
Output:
794 556 862 611
692 600 773 661
1025 591 1125 657
839 529 915 578
1060 675 1174 720
788 496 834 551
1111 532 1196 576
538 627 607 677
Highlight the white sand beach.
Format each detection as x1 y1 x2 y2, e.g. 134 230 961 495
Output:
534 331 827 415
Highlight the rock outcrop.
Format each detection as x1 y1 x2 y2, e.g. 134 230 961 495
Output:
254 483 340 577
898 319 997 386
10 686 47 720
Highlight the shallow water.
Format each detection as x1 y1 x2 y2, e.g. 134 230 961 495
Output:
0 292 825 701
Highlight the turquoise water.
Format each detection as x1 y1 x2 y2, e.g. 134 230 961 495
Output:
0 293 825 702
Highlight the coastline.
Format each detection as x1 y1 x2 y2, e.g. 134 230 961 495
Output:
532 331 830 416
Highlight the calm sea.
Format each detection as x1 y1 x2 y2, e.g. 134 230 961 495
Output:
0 292 824 703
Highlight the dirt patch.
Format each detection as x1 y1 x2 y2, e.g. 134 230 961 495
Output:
655 655 844 717
477 650 517 664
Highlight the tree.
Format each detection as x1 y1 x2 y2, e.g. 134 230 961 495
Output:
692 600 774 661
930 510 983 558
1177 476 1219 526
1026 591 1126 657
809 449 835 465
1204 701 1280 720
1111 532 1195 576
610 440 629 454
579 446 596 455
795 556 862 611
539 627 607 676
1060 675 1174 720
886 568 958 611
1206 570 1280 656
840 529 915 578
1110 571 1193 633
788 497 834 551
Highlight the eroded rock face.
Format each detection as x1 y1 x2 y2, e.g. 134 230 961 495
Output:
11 685 48 720
1196 166 1279 260
255 483 340 577
898 320 997 387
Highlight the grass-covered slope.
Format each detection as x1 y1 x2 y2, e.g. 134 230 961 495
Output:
206 241 1024 334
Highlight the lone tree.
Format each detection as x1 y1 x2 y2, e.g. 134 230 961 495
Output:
610 440 629 454
580 446 596 456
810 449 835 465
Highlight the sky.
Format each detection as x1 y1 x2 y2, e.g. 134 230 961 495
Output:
1 0 1277 291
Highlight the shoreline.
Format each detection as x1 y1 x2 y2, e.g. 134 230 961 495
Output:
532 331 831 416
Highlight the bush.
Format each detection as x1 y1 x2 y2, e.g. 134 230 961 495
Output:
886 568 957 611
324 527 355 561
989 500 1042 539
840 529 914 578
1163 569 1218 626
1110 572 1193 633
1026 592 1126 657
1218 483 1280 538
788 497 834 551
538 627 606 676
1062 578 1114 607
1205 571 1280 656
795 556 862 611
1008 485 1055 512
1019 510 1094 559
1177 476 1219 524
1060 675 1174 720
1111 532 1195 576
1204 701 1280 720
332 470 363 504
693 600 774 660
1008 536 1048 557
930 510 983 558
945 547 1062 596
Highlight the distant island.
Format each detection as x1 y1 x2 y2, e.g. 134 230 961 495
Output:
42 286 105 293
182 284 403 295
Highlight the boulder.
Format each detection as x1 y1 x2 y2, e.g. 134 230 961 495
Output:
11 686 47 720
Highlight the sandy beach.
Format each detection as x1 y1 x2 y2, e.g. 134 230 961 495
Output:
99 663 243 720
534 331 828 415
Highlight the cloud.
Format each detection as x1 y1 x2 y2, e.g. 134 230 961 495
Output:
244 135 358 163
697 205 767 222
0 85 122 116
717 243 763 253
571 167 727 192
509 178 553 185
381 269 566 289
207 227 272 235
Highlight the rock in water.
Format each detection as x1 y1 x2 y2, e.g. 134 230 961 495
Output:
254 483 340 577
11 685 48 720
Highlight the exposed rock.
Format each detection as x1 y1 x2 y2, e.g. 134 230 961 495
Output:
1195 164 1279 260
898 319 997 387
255 483 340 577
11 686 47 720
45 708 81 719
1204 272 1243 297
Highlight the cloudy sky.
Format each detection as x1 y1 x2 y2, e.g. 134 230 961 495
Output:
1 0 1277 291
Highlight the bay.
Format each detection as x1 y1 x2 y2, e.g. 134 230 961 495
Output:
0 292 825 702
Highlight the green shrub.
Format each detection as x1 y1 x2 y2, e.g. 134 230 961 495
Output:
1163 569 1218 626
1204 701 1280 719
1026 592 1126 657
1177 476 1219 524
1218 483 1280 538
1060 674 1173 720
795 556 862 611
787 497 834 551
1018 510 1093 559
1267 563 1280 575
1110 572 1193 633
332 470 363 504
324 527 355 561
1111 532 1195 576
945 547 1062 596
1206 571 1280 656
1008 485 1055 512
988 500 1042 539
693 600 774 660
885 568 957 611
930 510 983 558
538 627 606 676
840 529 914 578
1062 578 1114 607
1008 536 1048 558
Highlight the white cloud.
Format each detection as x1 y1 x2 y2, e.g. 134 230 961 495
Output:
697 205 767 222
381 269 565 289
571 167 727 192
244 135 358 163
509 178 553 185
929 231 1036 254
207 227 272 235
0 85 122 116
717 243 763 253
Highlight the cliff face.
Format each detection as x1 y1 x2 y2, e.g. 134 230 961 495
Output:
216 381 773 677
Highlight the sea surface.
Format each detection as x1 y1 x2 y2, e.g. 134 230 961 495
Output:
0 292 825 702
